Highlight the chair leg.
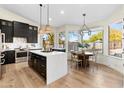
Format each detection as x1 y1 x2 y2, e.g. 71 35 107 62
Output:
80 61 82 70
85 59 88 69
76 62 78 70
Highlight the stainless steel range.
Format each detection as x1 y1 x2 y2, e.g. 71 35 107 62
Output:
15 48 28 63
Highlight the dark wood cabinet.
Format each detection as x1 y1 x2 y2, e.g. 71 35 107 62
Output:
0 19 38 43
52 48 66 52
2 50 15 65
27 25 38 43
28 53 46 79
0 19 13 43
13 21 29 37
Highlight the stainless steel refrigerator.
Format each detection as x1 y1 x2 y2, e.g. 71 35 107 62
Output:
0 29 5 79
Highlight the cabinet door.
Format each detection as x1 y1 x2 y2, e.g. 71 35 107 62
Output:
27 26 38 43
29 53 36 68
27 26 33 43
28 53 33 67
13 21 29 37
4 51 15 64
37 56 46 79
32 27 38 43
8 51 15 64
0 20 13 43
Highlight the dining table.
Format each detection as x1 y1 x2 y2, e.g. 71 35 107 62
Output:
71 51 94 67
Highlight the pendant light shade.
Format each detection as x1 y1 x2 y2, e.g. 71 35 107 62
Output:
80 13 91 36
40 4 53 34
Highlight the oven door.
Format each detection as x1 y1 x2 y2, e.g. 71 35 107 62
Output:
16 52 27 58
16 52 28 62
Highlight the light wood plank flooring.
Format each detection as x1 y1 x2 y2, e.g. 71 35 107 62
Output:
0 62 123 88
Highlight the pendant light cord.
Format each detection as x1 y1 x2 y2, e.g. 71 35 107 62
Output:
83 13 86 25
47 4 49 25
40 4 42 29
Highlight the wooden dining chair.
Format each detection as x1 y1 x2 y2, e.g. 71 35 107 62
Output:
70 52 82 70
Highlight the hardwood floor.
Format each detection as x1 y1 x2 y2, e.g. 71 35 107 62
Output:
0 62 123 88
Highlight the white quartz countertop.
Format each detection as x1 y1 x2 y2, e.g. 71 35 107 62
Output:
30 50 66 57
52 48 65 50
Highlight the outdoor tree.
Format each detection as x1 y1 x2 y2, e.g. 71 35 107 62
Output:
82 31 103 43
109 28 122 42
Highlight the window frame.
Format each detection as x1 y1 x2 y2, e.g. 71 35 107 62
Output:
108 19 124 58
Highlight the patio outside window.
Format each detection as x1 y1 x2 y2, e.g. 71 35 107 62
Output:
82 27 103 53
109 19 124 58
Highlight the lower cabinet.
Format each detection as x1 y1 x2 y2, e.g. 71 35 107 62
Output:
28 53 46 80
2 50 15 65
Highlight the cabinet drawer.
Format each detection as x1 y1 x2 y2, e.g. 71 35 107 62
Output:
40 57 46 61
40 72 46 79
39 64 46 68
39 66 46 72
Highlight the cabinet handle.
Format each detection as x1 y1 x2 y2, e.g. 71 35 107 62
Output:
41 64 45 67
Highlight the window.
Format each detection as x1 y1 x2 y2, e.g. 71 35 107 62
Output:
59 32 65 48
67 28 103 52
68 32 79 51
68 32 79 42
82 27 103 53
109 19 124 58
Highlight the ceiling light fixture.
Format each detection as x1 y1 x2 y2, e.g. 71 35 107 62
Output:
60 10 64 14
80 13 91 36
49 17 52 21
79 13 92 46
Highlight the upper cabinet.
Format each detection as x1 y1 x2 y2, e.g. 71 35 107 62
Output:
13 21 29 37
0 19 13 43
27 25 38 43
0 19 38 43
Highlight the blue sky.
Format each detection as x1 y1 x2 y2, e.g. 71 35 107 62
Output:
110 22 122 30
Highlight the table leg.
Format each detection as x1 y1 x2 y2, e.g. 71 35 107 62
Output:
0 64 2 79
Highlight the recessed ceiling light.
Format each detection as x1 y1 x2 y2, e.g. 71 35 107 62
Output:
49 18 52 21
60 10 64 14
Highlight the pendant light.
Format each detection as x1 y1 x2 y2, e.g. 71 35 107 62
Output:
42 4 53 33
80 13 91 36
39 4 42 33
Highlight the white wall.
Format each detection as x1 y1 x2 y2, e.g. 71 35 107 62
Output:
97 54 124 74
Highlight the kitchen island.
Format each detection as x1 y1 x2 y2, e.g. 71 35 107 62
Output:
28 50 68 85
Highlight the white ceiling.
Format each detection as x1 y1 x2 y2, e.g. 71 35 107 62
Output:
0 4 122 27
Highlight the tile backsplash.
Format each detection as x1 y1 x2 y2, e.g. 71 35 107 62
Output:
5 37 41 49
13 37 27 43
